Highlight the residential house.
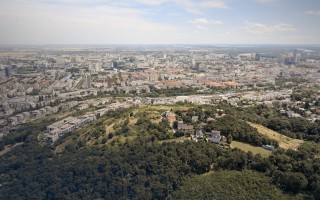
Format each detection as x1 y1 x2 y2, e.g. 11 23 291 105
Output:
177 121 194 133
210 131 222 144
8 116 18 125
78 103 89 111
195 130 204 140
279 109 286 115
287 111 301 118
206 117 215 122
192 116 199 122
31 110 42 119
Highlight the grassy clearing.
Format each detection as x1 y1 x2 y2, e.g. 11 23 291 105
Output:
158 136 190 144
231 141 271 157
129 117 138 125
139 105 190 112
134 109 163 124
247 122 304 150
104 135 137 146
151 118 162 124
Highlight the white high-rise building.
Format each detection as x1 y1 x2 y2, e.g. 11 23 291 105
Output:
95 63 101 72
295 54 301 63
191 53 196 68
88 63 93 71
84 73 92 89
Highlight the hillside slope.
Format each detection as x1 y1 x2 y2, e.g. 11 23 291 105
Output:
247 122 303 150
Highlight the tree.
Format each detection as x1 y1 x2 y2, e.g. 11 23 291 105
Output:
0 141 4 151
305 101 310 109
276 172 308 193
174 130 184 138
173 121 178 129
101 138 107 144
108 133 114 139
227 134 233 144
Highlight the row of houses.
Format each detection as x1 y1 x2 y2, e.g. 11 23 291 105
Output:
174 118 226 144
7 106 59 125
6 101 80 126
77 98 111 111
45 114 96 142
191 129 226 144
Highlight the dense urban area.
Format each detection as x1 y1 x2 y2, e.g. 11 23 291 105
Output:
1 45 320 199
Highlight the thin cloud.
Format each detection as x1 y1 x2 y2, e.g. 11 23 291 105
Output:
245 21 296 34
254 0 278 3
134 0 168 6
306 10 320 16
190 18 209 24
196 25 209 30
199 0 229 9
211 20 223 25
134 0 229 13
190 17 222 31
0 0 184 44
1 0 318 44
190 18 223 25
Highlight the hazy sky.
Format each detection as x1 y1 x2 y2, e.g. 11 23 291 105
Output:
0 0 319 45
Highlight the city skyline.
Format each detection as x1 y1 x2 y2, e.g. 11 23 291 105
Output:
0 0 320 45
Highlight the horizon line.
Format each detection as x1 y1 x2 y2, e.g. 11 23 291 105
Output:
1 43 320 47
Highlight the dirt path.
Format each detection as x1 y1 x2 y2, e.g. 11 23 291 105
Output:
105 123 115 134
0 142 24 156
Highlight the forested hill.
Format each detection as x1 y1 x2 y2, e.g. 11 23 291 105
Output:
169 170 304 200
0 104 320 199
2 138 318 199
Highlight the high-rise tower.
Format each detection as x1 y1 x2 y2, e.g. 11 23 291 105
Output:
4 66 11 77
84 73 92 89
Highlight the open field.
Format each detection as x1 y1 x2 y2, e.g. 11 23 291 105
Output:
247 122 304 150
231 141 272 157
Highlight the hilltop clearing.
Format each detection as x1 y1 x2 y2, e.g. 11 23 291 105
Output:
247 122 303 150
